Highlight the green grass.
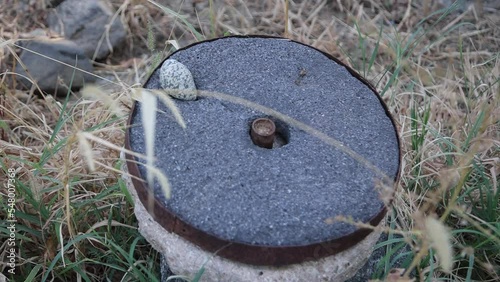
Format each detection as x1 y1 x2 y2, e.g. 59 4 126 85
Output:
0 99 159 281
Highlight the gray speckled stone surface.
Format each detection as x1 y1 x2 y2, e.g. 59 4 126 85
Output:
129 37 400 246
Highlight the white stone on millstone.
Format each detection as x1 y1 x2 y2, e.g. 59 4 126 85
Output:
159 59 197 101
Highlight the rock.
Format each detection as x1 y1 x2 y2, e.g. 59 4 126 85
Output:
47 0 126 60
14 38 95 95
159 59 197 101
13 0 64 9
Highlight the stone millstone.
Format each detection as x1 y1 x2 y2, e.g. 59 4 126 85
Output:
126 36 400 267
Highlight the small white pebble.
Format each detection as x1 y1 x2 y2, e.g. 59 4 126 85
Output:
159 59 197 100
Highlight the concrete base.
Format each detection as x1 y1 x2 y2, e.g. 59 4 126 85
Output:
121 151 383 282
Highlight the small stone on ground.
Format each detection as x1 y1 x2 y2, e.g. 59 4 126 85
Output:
47 0 126 60
14 38 95 95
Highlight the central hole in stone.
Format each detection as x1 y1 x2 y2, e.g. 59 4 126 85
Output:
249 117 289 149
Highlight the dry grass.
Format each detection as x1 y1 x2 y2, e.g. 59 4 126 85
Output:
1 0 499 281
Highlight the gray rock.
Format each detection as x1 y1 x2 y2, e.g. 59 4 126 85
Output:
14 38 95 95
159 59 197 100
47 0 126 60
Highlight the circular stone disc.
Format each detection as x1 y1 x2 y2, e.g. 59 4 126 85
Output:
126 36 400 264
